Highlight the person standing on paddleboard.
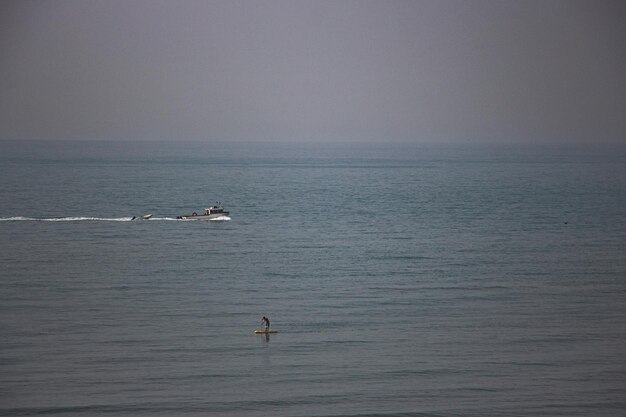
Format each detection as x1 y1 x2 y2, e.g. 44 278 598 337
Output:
261 316 270 331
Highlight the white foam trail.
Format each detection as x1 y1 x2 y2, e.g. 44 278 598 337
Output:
1 216 229 222
53 217 134 222
0 216 134 222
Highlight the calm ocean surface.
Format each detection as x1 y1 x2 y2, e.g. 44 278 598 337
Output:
1 140 625 417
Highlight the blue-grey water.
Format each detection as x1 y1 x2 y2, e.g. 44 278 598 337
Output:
1 140 625 417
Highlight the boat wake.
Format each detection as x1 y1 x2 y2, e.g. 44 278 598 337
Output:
0 216 183 222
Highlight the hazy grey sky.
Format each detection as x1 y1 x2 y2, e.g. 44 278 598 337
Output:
1 0 625 143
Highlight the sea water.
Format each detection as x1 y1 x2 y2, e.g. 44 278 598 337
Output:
1 140 625 416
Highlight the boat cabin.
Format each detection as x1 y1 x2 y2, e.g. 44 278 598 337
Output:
205 204 226 215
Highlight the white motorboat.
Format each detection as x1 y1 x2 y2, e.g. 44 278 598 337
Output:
131 214 153 220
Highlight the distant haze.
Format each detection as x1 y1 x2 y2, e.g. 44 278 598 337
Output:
1 0 625 143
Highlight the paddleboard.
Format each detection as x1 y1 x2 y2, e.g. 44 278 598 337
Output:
255 330 277 334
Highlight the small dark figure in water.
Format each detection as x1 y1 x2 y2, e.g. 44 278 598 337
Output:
261 316 270 330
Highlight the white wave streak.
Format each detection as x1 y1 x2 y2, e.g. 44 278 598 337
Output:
0 216 134 222
0 216 201 222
